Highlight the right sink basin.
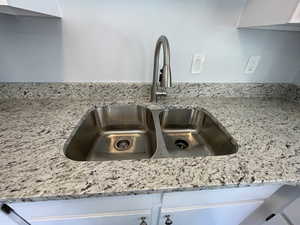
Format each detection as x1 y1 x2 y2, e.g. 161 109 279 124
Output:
159 108 238 157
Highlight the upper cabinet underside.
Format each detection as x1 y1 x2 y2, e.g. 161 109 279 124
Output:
238 0 300 31
0 0 61 18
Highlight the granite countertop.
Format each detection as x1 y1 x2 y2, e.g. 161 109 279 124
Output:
1 96 300 203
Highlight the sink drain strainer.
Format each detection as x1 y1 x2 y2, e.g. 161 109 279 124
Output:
175 139 189 150
114 139 132 151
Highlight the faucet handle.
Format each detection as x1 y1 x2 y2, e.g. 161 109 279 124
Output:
156 91 167 96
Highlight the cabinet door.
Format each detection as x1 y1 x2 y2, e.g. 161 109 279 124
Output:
31 212 150 225
263 215 289 225
159 201 262 225
10 194 159 220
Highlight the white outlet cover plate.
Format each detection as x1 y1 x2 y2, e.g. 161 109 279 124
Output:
191 54 206 74
244 56 261 74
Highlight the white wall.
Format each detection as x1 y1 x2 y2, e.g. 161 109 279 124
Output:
0 0 300 83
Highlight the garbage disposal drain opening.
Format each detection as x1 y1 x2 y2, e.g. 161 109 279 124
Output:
114 139 131 151
175 139 189 150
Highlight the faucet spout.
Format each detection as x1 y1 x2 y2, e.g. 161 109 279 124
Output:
150 35 172 102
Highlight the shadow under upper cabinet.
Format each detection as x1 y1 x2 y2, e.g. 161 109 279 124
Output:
64 105 238 162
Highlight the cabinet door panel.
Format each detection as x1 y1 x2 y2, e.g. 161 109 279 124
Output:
263 215 289 225
160 201 262 225
31 213 150 225
10 194 159 220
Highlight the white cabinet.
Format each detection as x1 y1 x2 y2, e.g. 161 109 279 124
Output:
31 212 150 225
0 0 61 17
159 201 262 225
238 0 300 31
2 185 283 225
159 185 281 225
248 197 300 225
263 215 290 225
8 194 159 225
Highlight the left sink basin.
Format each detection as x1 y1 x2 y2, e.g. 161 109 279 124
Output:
64 105 157 161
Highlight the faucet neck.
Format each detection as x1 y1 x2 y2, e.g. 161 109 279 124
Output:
155 36 170 66
151 36 172 102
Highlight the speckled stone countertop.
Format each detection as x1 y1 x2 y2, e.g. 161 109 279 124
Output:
0 83 300 203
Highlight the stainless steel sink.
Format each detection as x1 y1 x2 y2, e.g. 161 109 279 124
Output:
64 105 157 161
159 109 238 157
64 105 238 161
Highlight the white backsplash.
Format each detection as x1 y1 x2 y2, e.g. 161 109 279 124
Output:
0 0 300 83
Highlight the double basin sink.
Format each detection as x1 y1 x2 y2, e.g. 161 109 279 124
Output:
64 105 238 161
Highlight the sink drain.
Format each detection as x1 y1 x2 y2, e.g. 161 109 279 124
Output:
175 139 189 150
114 139 132 151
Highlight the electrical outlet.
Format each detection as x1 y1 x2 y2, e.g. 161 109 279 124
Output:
245 56 261 74
191 54 206 74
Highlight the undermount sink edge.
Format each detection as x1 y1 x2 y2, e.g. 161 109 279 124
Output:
63 105 238 162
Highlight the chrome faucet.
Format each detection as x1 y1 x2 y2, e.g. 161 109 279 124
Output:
150 35 172 102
